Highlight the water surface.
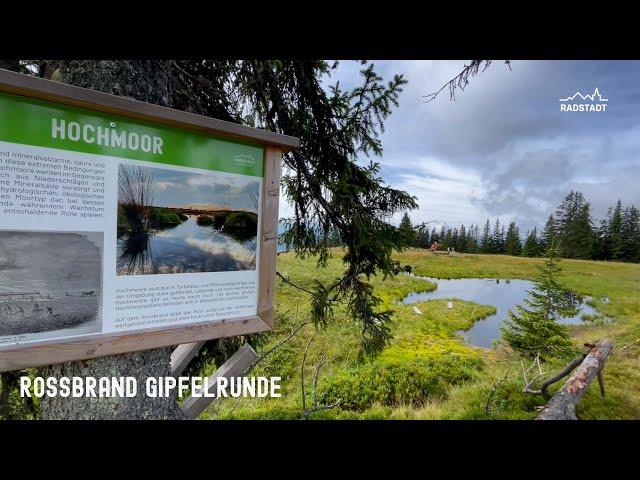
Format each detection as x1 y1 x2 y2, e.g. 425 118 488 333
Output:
117 215 256 275
402 276 598 348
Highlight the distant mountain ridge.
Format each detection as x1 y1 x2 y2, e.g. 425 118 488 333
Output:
168 203 256 213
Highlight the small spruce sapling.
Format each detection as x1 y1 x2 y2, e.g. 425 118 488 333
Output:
501 244 577 360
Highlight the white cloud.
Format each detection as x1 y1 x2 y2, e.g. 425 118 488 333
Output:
185 235 254 261
392 156 488 227
277 60 640 233
156 181 176 191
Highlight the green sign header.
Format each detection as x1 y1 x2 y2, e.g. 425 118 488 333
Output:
0 91 264 177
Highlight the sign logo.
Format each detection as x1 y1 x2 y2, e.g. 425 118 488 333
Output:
559 87 608 112
234 153 256 167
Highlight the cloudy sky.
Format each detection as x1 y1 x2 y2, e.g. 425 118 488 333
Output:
128 165 260 211
281 60 640 234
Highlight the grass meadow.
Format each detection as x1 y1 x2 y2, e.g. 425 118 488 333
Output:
200 249 640 420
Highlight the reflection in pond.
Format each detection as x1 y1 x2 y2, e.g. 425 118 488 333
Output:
401 275 601 348
117 215 256 275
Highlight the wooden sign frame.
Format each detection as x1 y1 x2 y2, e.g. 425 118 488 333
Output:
0 69 299 372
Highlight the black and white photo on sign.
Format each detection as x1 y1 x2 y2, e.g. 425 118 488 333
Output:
0 230 103 340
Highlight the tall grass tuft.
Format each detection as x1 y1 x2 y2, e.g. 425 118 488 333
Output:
118 165 155 233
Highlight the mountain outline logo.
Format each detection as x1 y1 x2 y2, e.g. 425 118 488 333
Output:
559 87 608 103
559 87 608 112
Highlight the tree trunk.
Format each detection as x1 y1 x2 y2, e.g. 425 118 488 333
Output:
38 60 185 419
537 339 613 420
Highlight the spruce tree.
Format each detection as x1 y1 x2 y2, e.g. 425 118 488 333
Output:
443 228 452 249
451 227 459 250
541 214 557 251
465 224 476 253
574 197 595 259
621 205 640 262
458 224 467 253
481 219 491 253
415 223 430 249
554 191 594 259
399 212 416 247
521 227 539 257
430 227 439 245
504 221 522 256
607 199 622 260
633 205 640 263
492 218 504 254
172 60 416 354
500 245 576 360
474 225 480 252
594 211 612 260
610 200 624 260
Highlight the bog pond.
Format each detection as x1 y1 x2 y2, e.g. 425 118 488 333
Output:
117 215 257 275
401 275 602 348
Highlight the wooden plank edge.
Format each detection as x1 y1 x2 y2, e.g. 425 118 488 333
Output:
170 341 207 377
180 343 259 419
0 69 300 151
0 315 271 372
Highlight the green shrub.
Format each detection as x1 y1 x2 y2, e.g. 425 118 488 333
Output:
319 358 480 410
223 212 258 241
197 215 215 226
148 208 183 228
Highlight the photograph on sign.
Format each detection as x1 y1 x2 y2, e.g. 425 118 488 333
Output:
0 230 103 345
116 164 259 276
0 90 264 349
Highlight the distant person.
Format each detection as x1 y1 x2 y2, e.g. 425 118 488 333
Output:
46 306 53 316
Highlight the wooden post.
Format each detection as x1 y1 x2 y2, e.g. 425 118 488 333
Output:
170 341 206 377
537 339 613 420
180 343 259 419
257 146 282 328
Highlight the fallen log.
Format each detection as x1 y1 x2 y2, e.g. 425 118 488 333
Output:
537 339 613 420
